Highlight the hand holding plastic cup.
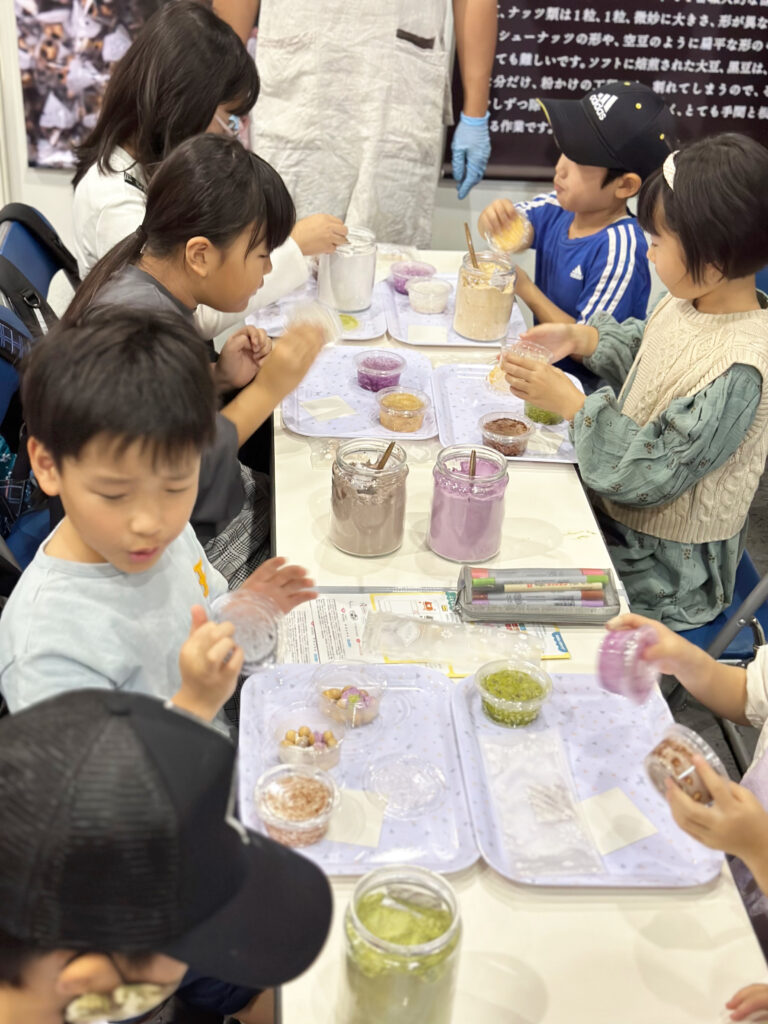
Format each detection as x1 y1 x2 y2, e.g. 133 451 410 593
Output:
285 301 343 346
210 591 282 674
597 625 660 705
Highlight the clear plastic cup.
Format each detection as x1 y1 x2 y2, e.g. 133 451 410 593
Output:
503 340 565 426
645 724 728 804
285 301 343 345
474 658 553 727
389 260 436 294
406 278 452 314
484 210 533 254
314 664 382 727
597 626 660 704
479 413 534 457
254 764 339 847
377 387 430 433
271 703 346 771
210 591 281 673
355 350 406 392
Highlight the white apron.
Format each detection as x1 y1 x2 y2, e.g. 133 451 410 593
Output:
249 0 450 247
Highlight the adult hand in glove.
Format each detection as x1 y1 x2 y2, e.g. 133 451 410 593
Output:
452 111 491 200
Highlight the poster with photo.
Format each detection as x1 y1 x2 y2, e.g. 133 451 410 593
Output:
15 0 160 169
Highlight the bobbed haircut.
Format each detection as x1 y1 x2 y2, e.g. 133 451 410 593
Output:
22 308 216 467
637 133 768 284
72 0 259 186
64 135 295 325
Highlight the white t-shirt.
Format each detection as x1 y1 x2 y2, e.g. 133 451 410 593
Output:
744 648 768 763
72 146 310 338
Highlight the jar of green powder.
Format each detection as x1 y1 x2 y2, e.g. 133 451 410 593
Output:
474 658 553 727
343 866 461 1024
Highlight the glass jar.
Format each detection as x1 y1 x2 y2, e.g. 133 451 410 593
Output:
427 444 508 562
209 592 282 673
343 866 461 1024
318 226 377 312
330 439 408 557
452 251 516 342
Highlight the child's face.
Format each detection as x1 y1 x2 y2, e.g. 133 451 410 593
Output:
647 220 720 300
201 228 272 312
30 435 201 574
553 154 623 214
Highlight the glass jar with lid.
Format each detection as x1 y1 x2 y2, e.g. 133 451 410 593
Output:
427 444 508 562
452 250 516 342
329 439 408 556
342 866 461 1024
318 226 377 312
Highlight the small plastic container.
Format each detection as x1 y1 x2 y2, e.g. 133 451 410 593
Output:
355 351 406 392
503 341 565 426
645 724 728 804
597 626 660 704
271 704 345 770
285 301 343 345
210 591 282 673
389 260 436 294
406 277 452 314
479 413 533 457
378 387 429 433
484 209 533 254
474 658 553 727
314 664 382 727
254 764 339 847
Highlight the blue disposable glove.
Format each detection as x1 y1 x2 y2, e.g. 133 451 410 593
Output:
451 111 491 200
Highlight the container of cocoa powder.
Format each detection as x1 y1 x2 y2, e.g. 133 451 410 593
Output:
254 764 339 847
329 439 408 556
479 413 533 457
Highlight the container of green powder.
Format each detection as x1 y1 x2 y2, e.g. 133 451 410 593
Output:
343 866 461 1024
474 658 552 727
524 401 565 426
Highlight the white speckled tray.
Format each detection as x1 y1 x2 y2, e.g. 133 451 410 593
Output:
452 673 723 888
383 273 527 347
246 280 387 342
432 363 581 464
281 344 438 440
239 664 478 876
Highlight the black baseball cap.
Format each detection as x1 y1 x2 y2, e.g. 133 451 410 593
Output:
538 81 676 180
0 690 332 988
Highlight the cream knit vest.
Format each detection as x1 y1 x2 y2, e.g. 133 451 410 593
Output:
601 293 768 543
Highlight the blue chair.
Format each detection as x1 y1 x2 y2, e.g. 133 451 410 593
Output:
757 265 768 297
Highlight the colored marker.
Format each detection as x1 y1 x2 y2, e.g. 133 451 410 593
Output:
470 568 606 580
472 593 604 608
471 573 608 587
472 582 604 594
473 588 599 601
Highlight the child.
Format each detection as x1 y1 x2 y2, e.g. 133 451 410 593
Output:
67 133 327 585
478 81 676 389
502 134 768 629
0 309 316 726
72 0 347 336
0 688 332 1024
606 614 768 1020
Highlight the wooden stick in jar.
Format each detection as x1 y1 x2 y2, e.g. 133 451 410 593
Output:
464 223 479 269
375 441 396 471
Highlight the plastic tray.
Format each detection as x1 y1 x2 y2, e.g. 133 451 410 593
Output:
432 363 580 464
383 273 527 347
239 664 478 875
452 673 723 888
280 344 438 440
247 279 387 342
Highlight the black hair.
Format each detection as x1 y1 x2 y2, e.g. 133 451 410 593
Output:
637 133 768 284
21 308 216 467
64 134 295 326
602 168 630 187
72 0 259 187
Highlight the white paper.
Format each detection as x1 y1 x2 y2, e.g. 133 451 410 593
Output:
407 324 448 344
579 787 658 855
326 789 386 847
300 396 357 422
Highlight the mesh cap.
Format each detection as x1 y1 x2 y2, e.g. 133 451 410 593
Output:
538 81 677 180
0 690 332 988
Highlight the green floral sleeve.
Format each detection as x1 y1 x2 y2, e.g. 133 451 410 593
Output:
582 311 648 391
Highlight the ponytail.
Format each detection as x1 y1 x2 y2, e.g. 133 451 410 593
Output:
64 135 295 326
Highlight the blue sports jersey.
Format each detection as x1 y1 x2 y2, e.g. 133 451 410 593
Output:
518 192 650 323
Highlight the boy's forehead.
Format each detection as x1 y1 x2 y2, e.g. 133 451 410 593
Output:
73 434 198 476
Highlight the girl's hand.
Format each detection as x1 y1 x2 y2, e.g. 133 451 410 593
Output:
292 214 348 255
256 322 326 402
175 605 243 720
518 322 599 363
605 613 705 678
242 556 317 613
665 757 768 866
727 984 768 1021
501 352 585 421
217 326 272 391
477 198 519 242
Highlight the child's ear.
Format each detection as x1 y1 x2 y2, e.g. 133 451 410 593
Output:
613 172 642 200
27 438 62 497
185 236 215 280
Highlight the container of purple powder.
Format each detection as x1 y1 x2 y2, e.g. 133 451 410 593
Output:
355 350 406 392
389 260 437 295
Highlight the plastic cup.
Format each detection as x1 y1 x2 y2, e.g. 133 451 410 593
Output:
597 626 660 704
645 724 728 804
254 764 339 847
355 350 406 392
314 664 382 727
474 658 553 727
479 413 534 457
406 277 452 314
389 260 436 294
271 703 346 771
377 387 430 433
285 300 343 345
210 591 281 673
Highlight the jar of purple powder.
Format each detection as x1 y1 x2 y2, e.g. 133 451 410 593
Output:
426 445 508 562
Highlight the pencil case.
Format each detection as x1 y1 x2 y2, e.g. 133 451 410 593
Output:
455 566 621 625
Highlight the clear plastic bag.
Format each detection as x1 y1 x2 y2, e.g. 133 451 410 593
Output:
361 611 543 671
480 729 604 878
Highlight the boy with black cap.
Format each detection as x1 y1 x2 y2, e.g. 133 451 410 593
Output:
478 81 675 387
0 688 332 1024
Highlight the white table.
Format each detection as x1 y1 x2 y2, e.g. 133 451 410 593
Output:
270 252 767 1022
